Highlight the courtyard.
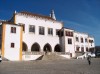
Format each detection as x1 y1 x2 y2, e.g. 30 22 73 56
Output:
0 58 100 74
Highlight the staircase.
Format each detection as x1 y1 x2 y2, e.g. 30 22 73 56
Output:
2 57 9 61
41 53 67 60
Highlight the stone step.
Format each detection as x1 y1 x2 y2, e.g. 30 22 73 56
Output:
42 53 67 60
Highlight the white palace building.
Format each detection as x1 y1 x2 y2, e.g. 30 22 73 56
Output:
0 10 95 61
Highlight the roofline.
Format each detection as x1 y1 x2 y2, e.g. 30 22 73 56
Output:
15 11 63 24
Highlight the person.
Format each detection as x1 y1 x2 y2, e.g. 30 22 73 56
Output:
87 55 91 65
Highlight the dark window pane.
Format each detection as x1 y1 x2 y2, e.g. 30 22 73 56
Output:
11 43 14 48
68 38 72 44
29 25 35 33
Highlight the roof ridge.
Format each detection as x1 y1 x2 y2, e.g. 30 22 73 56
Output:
18 11 55 21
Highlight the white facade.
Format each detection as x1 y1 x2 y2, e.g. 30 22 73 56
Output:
15 12 63 52
0 11 95 61
1 23 22 61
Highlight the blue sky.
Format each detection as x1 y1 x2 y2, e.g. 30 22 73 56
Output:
0 0 100 46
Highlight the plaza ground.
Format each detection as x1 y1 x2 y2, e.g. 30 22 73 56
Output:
0 58 100 74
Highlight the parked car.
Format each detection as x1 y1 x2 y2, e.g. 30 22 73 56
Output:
77 54 85 59
0 55 2 62
95 51 100 57
77 52 96 59
88 52 96 58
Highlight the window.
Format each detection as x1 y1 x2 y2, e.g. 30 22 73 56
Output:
81 47 84 52
11 27 16 33
76 37 79 42
89 40 93 43
70 32 73 36
76 47 80 51
66 31 73 37
39 26 45 35
86 47 88 51
85 38 87 42
56 29 60 35
29 25 35 33
11 43 15 48
48 28 53 35
81 38 83 43
68 38 72 44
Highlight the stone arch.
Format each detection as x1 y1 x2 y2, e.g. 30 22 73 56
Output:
22 42 28 51
31 43 40 51
43 43 52 52
54 44 61 52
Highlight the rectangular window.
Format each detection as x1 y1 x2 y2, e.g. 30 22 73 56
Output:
86 47 88 51
81 47 84 52
29 25 35 33
85 38 87 42
11 43 15 48
76 47 80 51
66 31 73 37
39 26 45 35
76 37 79 42
48 28 53 35
81 38 83 43
70 32 73 36
68 38 72 44
11 27 16 33
89 40 93 43
56 29 60 35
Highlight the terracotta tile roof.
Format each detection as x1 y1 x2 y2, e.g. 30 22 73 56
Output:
18 11 55 21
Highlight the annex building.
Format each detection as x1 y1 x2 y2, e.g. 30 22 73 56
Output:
0 10 95 61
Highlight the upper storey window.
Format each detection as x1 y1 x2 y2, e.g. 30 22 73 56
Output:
81 37 83 43
11 27 16 33
48 28 53 35
85 38 87 42
39 26 45 35
68 38 72 44
89 40 94 43
29 25 35 33
76 37 79 42
56 29 60 35
65 31 73 37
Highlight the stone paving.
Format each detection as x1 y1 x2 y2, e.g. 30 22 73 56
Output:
0 58 100 74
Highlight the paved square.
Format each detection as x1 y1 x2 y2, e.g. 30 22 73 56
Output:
0 58 100 74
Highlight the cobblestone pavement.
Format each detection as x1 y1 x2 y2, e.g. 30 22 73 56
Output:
0 58 100 74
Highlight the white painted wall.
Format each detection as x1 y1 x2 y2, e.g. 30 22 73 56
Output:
22 55 42 61
88 37 95 48
74 32 89 52
15 14 63 52
4 24 21 61
63 28 75 57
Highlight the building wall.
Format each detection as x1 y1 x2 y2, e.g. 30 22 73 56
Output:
64 29 75 57
88 37 95 48
15 14 63 52
2 24 22 61
74 32 89 52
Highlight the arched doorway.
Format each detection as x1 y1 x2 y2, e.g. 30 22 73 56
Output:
31 43 40 51
22 42 28 51
43 43 52 52
54 44 61 52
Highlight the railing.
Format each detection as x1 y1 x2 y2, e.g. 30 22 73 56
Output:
55 52 70 55
22 51 70 55
22 52 45 55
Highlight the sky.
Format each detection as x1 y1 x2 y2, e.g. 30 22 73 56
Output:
0 0 100 46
